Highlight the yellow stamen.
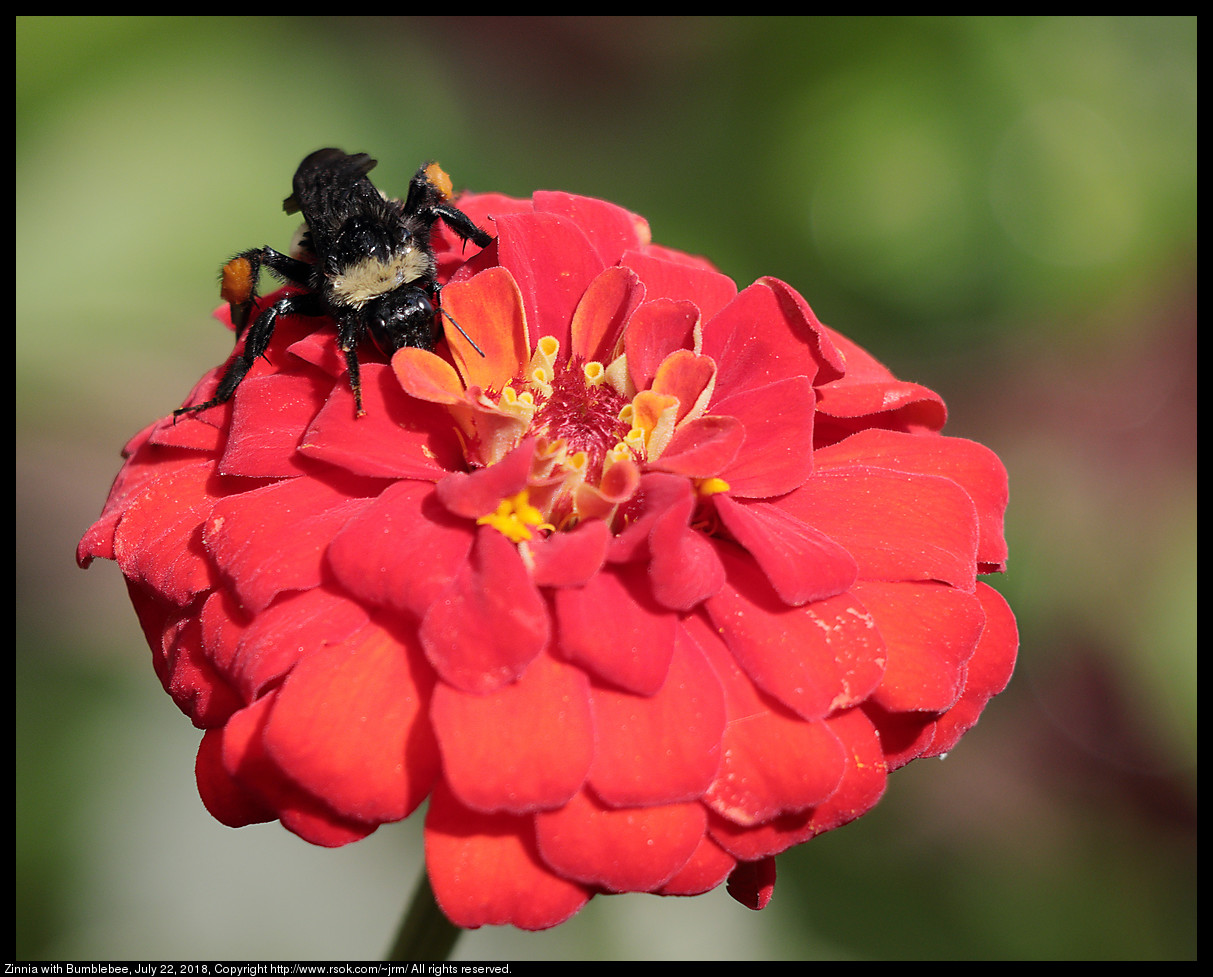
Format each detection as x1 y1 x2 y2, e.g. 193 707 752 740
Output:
696 477 731 496
477 491 555 543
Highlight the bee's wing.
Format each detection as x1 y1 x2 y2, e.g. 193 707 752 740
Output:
284 149 381 252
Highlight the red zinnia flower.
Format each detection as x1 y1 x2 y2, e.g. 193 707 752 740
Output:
78 181 1016 932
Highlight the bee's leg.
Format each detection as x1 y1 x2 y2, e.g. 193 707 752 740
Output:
431 203 494 249
174 290 324 417
335 317 369 418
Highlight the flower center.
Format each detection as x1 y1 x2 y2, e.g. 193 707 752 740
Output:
530 363 632 484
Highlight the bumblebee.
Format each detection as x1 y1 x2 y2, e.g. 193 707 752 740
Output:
175 148 493 418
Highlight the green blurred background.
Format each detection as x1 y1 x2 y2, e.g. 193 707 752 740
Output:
16 16 1195 960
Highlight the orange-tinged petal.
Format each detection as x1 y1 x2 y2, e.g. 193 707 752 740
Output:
569 265 644 364
392 346 468 405
650 348 717 425
442 267 531 391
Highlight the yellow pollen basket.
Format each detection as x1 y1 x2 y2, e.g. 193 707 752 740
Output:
477 491 555 543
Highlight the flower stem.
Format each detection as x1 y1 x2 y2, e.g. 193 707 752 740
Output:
385 871 463 961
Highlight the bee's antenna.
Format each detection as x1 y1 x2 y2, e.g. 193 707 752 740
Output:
441 307 485 358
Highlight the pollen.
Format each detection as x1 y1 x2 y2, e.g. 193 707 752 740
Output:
220 256 256 306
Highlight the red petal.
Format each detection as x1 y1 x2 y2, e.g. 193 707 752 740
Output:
219 693 375 847
712 495 858 606
649 414 744 478
624 298 701 392
431 651 594 813
622 249 738 323
725 857 776 910
792 707 888 838
219 373 325 477
327 480 473 619
261 616 438 824
302 363 465 480
587 624 726 806
493 212 606 350
921 582 1019 757
608 472 689 563
527 518 610 588
758 277 846 383
204 475 374 614
425 781 590 930
856 580 985 713
658 834 737 896
227 586 371 703
647 487 726 610
195 727 275 828
816 429 1010 572
197 590 246 688
863 704 938 771
711 376 817 498
554 563 676 695
687 615 848 823
708 707 887 859
435 438 534 519
777 466 980 591
704 548 886 721
111 459 216 606
535 789 706 893
421 526 550 694
150 412 224 453
700 280 826 398
154 598 242 728
535 190 650 267
813 326 947 434
77 421 165 567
